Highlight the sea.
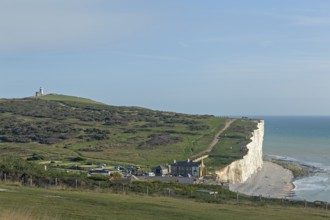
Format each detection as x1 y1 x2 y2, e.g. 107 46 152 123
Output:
261 116 330 202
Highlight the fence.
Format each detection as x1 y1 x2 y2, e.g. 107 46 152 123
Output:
0 173 329 211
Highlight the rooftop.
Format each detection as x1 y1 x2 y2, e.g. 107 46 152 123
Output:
171 160 202 167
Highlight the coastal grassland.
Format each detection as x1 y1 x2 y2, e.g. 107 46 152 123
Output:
0 184 329 220
0 95 233 166
205 119 259 171
39 94 105 105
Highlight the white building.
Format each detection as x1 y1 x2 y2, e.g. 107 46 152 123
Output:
35 87 44 97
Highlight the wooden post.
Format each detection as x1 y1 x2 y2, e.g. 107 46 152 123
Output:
75 179 78 189
304 200 307 208
236 193 239 203
4 173 6 182
30 177 32 186
259 194 262 202
147 186 149 196
326 202 328 210
55 178 58 186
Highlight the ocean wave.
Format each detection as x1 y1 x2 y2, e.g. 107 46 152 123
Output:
265 154 299 162
293 175 329 192
265 154 330 171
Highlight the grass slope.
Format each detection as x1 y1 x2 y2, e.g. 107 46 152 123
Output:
205 119 259 171
39 94 105 105
0 94 257 169
0 184 329 220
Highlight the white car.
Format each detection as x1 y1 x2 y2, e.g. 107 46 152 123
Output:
147 172 155 177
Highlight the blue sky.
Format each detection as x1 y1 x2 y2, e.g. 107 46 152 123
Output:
1 0 330 116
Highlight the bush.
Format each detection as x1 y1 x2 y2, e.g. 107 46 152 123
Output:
27 154 45 161
70 157 85 162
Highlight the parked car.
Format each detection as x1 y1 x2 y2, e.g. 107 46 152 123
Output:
147 172 155 177
88 169 111 177
97 163 106 168
114 165 125 171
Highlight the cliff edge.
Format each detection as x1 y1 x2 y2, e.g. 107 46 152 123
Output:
215 120 264 184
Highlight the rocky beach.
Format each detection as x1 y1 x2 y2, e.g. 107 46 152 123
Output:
229 161 294 198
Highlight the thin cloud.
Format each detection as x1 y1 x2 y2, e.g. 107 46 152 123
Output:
289 16 330 26
204 57 330 80
114 51 193 63
0 0 151 52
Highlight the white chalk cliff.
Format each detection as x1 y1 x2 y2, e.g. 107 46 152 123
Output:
215 120 264 184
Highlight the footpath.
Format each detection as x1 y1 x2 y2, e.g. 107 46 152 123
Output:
192 119 236 162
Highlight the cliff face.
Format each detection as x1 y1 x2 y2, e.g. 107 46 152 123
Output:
215 120 264 184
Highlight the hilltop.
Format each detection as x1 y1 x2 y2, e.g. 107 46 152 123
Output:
0 94 257 168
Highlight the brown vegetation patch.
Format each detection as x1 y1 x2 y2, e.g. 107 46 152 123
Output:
138 134 183 149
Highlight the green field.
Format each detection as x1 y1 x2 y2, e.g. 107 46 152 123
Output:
0 94 256 170
205 119 259 170
39 94 105 105
0 184 329 220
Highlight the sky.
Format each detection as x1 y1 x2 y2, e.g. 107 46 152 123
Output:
1 0 330 116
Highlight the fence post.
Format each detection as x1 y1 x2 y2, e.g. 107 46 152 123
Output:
236 193 239 203
4 173 6 182
147 186 149 196
55 178 58 186
259 194 262 202
304 200 307 208
326 202 328 210
30 177 33 186
75 179 78 189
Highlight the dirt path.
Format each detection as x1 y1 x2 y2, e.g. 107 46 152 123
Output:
192 119 236 160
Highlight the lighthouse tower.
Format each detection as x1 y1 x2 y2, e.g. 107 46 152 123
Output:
35 87 45 97
39 87 44 96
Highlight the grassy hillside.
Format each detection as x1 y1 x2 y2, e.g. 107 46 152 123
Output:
0 184 329 220
0 94 257 168
39 94 105 105
205 119 259 171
